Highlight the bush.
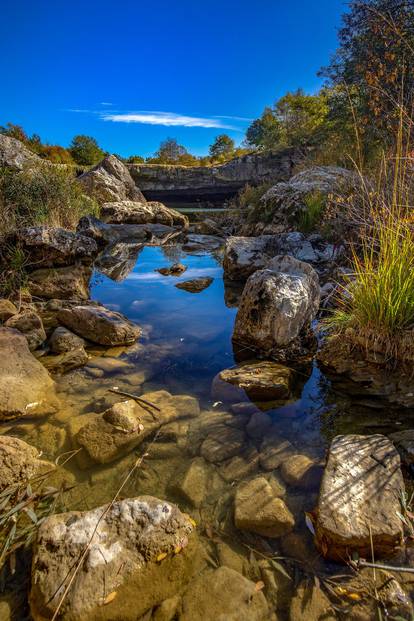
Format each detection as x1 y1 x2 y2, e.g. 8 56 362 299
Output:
297 192 326 233
0 162 99 236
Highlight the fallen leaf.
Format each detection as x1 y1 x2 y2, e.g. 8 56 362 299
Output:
189 517 197 528
305 512 316 536
348 593 362 601
174 545 182 554
156 552 167 562
255 580 265 592
103 591 117 605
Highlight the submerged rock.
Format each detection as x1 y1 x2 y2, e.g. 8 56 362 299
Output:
175 277 213 293
101 200 188 228
233 254 320 356
168 457 209 508
234 476 294 538
78 154 147 203
200 425 245 463
41 347 89 375
5 309 46 351
223 235 278 281
0 436 53 492
389 429 414 467
212 360 293 402
179 566 269 621
157 263 187 276
30 496 198 621
259 433 295 471
289 579 336 621
28 264 92 300
0 328 59 420
280 454 323 489
10 226 98 269
57 304 142 346
315 434 405 561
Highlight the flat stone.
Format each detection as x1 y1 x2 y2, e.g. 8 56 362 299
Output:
175 277 213 293
58 304 142 346
5 310 46 351
234 477 294 538
179 567 269 621
212 361 293 402
315 434 405 561
200 426 245 463
0 299 17 322
48 327 85 353
101 199 188 227
0 328 59 420
259 434 295 470
280 454 323 489
30 496 198 621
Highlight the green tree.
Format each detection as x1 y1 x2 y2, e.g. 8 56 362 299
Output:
320 0 414 145
275 89 329 146
246 107 282 150
209 134 235 159
127 155 145 164
69 135 105 166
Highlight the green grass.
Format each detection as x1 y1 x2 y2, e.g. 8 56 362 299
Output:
297 191 326 233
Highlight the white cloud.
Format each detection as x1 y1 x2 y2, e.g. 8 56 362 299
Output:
100 102 113 106
101 111 239 130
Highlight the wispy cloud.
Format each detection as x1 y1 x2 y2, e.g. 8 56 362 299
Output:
101 111 239 130
100 102 113 106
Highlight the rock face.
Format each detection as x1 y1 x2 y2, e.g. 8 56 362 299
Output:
0 436 53 492
0 133 40 170
234 477 294 538
175 277 213 293
101 200 188 228
315 434 405 561
0 328 59 420
233 255 320 355
129 148 298 204
30 496 197 621
5 310 46 350
58 304 142 346
11 226 98 269
28 265 92 300
223 235 279 281
212 361 293 402
179 567 269 621
77 154 147 203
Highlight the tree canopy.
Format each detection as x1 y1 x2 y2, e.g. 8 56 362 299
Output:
69 135 106 166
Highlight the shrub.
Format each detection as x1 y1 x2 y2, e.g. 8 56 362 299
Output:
0 162 99 236
297 192 326 233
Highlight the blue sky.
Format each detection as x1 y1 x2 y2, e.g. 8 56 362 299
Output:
1 0 346 157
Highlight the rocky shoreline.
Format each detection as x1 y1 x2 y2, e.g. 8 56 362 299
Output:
1 138 414 620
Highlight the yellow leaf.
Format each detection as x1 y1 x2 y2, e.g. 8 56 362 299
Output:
103 591 117 605
189 518 197 528
348 593 362 601
156 552 168 562
174 545 182 554
335 586 347 595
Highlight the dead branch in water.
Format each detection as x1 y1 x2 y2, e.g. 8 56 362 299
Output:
108 387 160 419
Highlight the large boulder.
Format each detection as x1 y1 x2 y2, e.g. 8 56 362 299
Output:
223 235 279 281
179 566 269 621
212 361 293 402
101 200 188 228
233 255 320 356
0 328 59 420
28 265 92 300
30 496 198 621
261 165 358 228
10 226 98 269
57 304 142 346
0 298 18 322
315 434 405 561
77 154 147 203
0 436 53 492
0 134 40 170
5 309 46 350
